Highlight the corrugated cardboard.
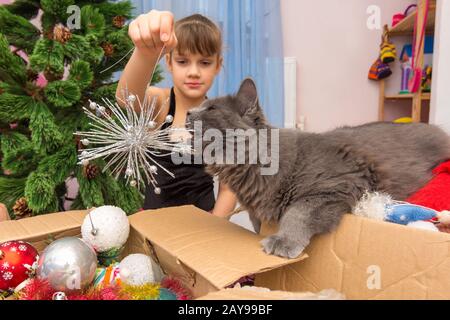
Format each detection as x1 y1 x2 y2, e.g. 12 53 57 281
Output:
256 214 450 300
197 287 314 300
197 287 345 300
0 205 306 299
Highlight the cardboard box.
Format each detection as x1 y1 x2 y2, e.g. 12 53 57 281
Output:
197 287 344 300
256 214 450 300
3 206 450 300
0 206 305 299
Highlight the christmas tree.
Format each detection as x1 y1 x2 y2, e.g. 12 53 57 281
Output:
0 0 163 218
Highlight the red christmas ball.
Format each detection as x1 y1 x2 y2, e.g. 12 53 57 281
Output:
0 241 39 292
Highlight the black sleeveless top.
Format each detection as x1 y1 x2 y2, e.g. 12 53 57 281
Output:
143 88 215 212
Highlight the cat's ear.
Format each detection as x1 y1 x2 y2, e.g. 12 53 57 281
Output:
237 78 258 104
237 78 260 114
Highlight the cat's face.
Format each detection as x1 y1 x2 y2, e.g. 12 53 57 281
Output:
185 78 268 135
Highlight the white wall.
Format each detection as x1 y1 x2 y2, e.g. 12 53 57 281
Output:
430 0 450 134
281 0 416 132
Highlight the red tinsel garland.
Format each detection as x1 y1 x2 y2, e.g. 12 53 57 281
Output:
17 278 128 300
17 276 192 300
161 277 192 300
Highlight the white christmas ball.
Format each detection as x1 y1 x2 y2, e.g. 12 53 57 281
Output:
119 254 163 286
81 206 130 253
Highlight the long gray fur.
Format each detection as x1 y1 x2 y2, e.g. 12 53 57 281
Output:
186 78 450 259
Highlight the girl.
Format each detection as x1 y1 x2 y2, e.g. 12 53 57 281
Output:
117 10 237 218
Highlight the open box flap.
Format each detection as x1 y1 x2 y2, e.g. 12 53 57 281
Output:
0 210 87 244
129 205 307 289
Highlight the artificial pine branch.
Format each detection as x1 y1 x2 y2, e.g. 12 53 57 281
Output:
0 1 159 216
4 0 41 21
0 7 40 55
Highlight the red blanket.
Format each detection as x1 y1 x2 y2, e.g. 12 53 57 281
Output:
407 161 450 212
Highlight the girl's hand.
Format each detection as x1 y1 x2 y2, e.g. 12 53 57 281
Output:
128 10 178 57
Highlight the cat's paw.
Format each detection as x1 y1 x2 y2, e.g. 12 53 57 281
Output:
260 235 305 259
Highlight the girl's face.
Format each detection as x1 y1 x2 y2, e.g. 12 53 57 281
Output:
166 50 222 100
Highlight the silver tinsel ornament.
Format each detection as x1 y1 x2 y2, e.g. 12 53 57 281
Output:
75 45 194 192
74 91 194 192
37 237 97 293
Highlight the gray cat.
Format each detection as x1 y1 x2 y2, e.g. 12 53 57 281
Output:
186 78 450 259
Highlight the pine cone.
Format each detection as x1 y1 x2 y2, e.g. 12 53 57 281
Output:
53 24 72 44
83 164 99 180
101 42 114 57
112 15 126 28
13 198 32 219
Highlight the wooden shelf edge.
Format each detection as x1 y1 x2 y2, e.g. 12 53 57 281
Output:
388 2 436 36
384 93 431 100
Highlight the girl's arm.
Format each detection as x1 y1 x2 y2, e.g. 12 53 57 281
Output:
212 182 238 219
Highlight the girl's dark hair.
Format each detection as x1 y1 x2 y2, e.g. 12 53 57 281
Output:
172 14 222 58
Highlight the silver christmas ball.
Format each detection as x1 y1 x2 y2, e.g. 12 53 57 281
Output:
37 237 97 293
81 151 88 157
97 106 106 114
81 159 89 166
89 101 97 110
81 139 90 146
154 187 161 195
150 166 157 174
165 115 174 124
130 180 137 187
148 121 157 129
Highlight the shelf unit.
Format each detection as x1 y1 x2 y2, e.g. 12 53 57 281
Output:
378 0 436 122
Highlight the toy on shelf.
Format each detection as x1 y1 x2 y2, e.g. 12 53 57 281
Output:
393 117 413 124
392 4 417 27
380 25 397 64
408 0 431 93
400 51 412 94
421 65 432 92
399 37 434 95
368 59 392 81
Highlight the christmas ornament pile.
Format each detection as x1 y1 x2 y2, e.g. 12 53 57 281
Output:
1 206 192 300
